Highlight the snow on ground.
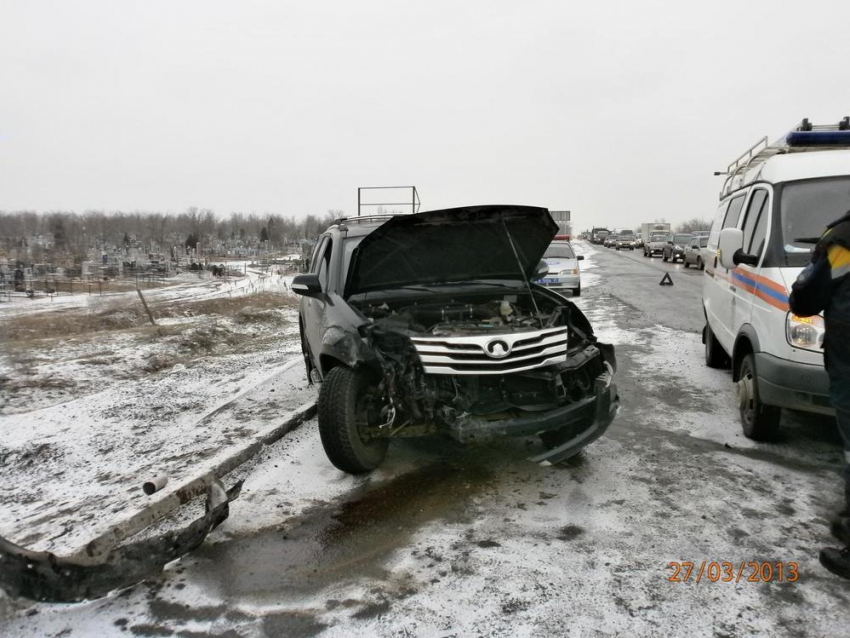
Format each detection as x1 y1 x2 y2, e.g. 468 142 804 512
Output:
0 277 312 555
3 241 850 636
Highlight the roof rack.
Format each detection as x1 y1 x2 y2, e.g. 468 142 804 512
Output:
715 117 850 199
357 186 420 216
332 213 399 226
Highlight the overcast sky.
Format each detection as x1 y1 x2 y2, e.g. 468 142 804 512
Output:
2 0 849 231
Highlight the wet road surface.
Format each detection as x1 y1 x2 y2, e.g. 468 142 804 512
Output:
4 242 850 637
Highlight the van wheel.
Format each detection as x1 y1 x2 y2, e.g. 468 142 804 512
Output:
318 366 389 474
573 286 581 297
704 323 730 369
697 257 704 270
737 353 781 441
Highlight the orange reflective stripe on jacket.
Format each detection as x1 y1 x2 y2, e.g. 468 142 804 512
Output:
828 244 850 280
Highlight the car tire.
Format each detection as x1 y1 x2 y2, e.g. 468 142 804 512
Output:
737 353 781 441
683 260 690 268
698 258 705 271
318 365 389 474
704 323 730 369
573 286 581 297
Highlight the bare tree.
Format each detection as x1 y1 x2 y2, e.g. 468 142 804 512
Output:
676 218 712 233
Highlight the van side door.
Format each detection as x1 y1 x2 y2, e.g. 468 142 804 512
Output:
705 191 747 351
731 188 771 335
736 186 773 349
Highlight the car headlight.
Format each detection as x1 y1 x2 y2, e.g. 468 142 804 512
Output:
559 268 578 275
786 313 825 352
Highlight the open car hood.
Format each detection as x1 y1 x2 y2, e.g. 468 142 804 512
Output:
345 205 557 296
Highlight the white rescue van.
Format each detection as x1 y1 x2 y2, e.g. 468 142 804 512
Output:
703 118 850 440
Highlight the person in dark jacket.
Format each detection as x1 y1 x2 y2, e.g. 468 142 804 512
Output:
790 210 850 579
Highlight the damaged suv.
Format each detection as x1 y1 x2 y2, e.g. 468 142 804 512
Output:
292 206 619 474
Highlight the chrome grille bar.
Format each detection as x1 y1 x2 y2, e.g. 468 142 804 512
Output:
410 326 568 375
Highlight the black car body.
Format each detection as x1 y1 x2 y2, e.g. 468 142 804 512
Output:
293 205 619 474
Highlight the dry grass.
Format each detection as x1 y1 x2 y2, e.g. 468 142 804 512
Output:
3 291 296 342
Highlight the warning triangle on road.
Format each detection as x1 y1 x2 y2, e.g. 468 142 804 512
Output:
659 273 674 286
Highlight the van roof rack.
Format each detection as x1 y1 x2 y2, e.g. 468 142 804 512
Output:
715 118 850 199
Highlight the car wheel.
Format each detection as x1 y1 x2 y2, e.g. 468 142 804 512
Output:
318 366 389 474
573 286 581 297
737 353 781 441
704 323 730 369
698 257 705 271
683 259 690 268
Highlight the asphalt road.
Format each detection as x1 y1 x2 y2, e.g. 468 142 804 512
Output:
4 242 850 637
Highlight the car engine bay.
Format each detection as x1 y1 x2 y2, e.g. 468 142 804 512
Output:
350 290 610 437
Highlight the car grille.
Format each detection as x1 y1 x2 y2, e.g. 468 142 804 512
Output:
410 327 568 375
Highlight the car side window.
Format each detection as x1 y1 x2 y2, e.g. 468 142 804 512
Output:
708 200 730 248
317 238 333 289
741 189 768 254
309 237 327 274
722 195 746 229
748 202 769 258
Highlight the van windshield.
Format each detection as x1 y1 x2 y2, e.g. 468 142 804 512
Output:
781 176 850 265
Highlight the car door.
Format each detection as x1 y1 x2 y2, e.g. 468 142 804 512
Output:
707 191 747 350
731 188 770 336
685 238 698 263
303 235 332 363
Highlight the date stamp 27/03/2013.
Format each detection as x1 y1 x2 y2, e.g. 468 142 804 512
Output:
667 561 799 584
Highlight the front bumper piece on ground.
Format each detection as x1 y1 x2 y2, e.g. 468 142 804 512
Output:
447 368 619 465
0 480 243 603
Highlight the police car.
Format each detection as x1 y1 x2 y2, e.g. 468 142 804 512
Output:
537 238 583 296
703 118 850 440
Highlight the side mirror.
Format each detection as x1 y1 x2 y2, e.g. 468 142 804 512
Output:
733 250 759 267
577 255 585 261
533 260 549 280
718 228 744 270
291 273 323 297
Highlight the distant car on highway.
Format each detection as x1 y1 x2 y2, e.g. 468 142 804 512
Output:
616 234 637 250
662 232 695 263
644 233 668 257
538 240 584 296
604 235 618 248
683 235 709 269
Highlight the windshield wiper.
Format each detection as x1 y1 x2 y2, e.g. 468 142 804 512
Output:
793 237 821 244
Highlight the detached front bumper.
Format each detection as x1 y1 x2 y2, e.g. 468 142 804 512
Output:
447 369 619 463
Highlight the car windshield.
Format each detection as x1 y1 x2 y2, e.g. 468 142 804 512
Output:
544 243 575 258
674 234 693 244
780 176 850 264
620 235 635 240
650 234 666 241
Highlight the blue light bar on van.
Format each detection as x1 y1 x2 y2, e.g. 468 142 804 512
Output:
786 131 850 147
